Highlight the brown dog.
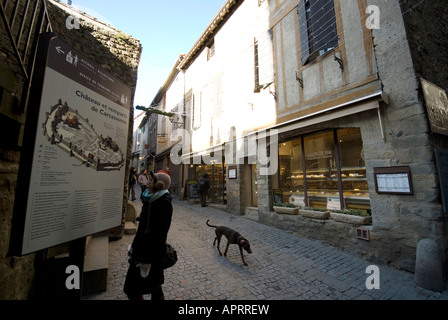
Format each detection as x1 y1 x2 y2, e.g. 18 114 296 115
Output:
206 219 252 266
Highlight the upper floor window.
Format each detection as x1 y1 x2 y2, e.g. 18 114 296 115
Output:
298 0 338 65
254 29 274 92
207 39 215 60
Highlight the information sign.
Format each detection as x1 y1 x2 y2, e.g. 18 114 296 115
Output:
10 34 131 255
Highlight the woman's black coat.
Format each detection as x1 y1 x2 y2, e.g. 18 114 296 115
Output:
124 192 173 295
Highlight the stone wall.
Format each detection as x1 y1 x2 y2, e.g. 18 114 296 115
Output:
0 0 141 299
400 0 448 93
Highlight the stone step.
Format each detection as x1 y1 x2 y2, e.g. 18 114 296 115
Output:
125 221 137 235
82 233 108 296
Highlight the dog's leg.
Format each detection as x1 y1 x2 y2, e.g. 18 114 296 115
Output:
224 241 230 257
239 246 248 266
216 235 223 256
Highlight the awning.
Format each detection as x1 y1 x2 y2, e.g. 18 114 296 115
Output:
273 90 388 139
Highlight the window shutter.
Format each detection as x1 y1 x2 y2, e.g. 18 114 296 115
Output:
257 29 275 87
193 94 201 130
298 1 310 65
311 0 338 55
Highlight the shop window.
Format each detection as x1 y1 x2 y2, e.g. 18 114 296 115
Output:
279 138 305 203
304 131 339 209
278 129 370 212
297 0 339 65
337 128 369 211
194 162 226 204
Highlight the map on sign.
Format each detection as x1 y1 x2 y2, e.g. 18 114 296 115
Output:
43 99 124 171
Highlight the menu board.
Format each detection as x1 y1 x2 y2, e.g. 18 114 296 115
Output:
10 34 131 255
374 166 413 195
188 180 199 200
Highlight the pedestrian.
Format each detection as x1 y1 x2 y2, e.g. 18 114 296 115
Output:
138 169 149 199
128 167 137 201
124 171 173 300
198 173 210 207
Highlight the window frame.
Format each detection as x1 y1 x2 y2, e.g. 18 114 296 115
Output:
277 128 370 211
298 0 339 65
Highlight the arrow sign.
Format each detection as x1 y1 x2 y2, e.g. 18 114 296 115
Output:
55 46 65 54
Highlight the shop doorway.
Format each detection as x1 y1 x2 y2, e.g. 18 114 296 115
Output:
195 162 226 204
251 164 258 206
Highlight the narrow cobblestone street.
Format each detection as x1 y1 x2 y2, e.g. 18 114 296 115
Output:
83 195 448 301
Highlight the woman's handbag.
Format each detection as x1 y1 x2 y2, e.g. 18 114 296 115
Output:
163 243 177 269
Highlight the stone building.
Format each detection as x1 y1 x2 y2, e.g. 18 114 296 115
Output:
155 0 448 282
0 0 141 299
130 110 147 172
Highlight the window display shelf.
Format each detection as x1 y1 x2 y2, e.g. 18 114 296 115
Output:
287 167 367 181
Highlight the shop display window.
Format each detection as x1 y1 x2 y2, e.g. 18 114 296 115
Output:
337 128 369 210
304 131 339 209
194 163 227 204
279 138 305 205
278 128 370 212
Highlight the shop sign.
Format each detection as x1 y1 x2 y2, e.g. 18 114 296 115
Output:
306 149 332 160
289 194 305 207
421 78 448 136
327 197 342 210
158 135 166 145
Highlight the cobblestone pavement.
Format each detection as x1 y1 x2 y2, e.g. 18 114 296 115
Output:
83 196 448 301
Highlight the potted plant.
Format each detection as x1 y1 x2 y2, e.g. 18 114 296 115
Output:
298 206 330 220
329 209 372 225
273 202 299 215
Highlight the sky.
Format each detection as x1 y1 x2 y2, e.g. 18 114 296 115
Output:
69 0 226 112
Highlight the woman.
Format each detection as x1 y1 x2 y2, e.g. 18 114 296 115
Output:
124 171 173 300
137 169 149 199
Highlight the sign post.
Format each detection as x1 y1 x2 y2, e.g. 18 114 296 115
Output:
10 33 132 256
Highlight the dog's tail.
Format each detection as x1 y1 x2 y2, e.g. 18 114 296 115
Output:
206 219 217 228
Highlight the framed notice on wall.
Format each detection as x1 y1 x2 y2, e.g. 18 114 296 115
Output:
10 33 132 256
373 166 413 195
228 166 237 179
